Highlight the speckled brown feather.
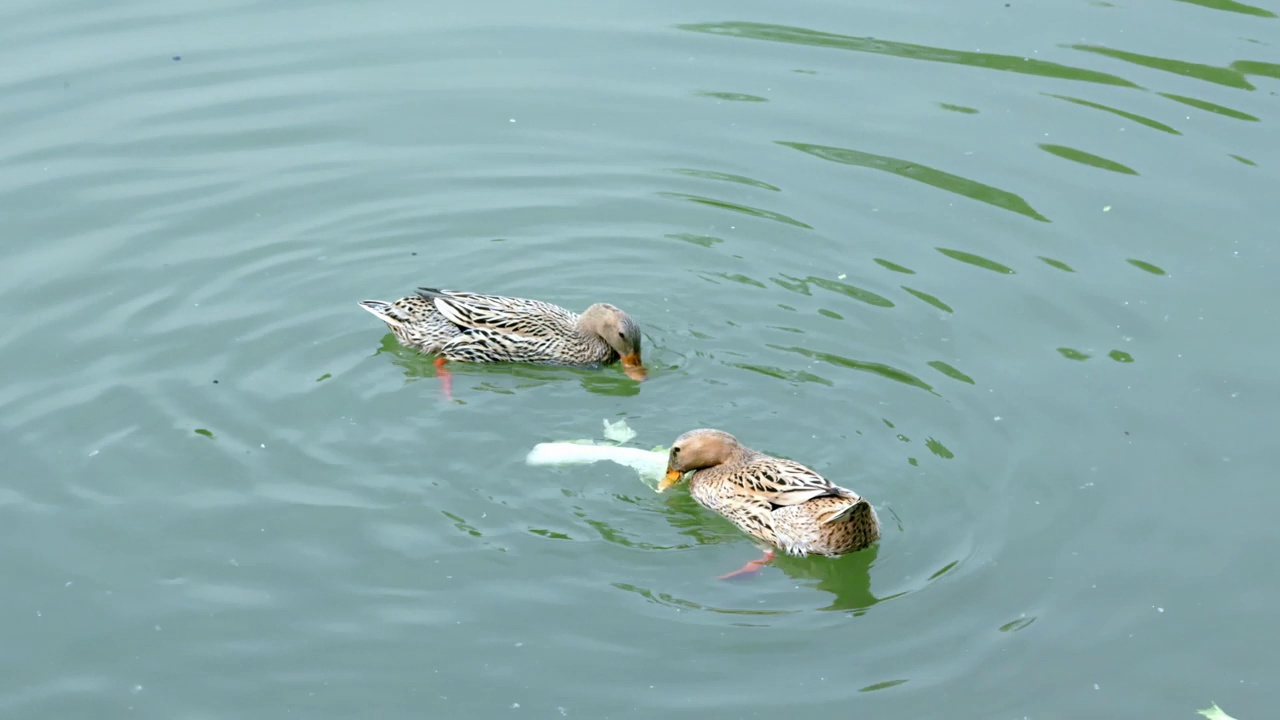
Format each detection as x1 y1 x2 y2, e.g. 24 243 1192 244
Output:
667 429 880 557
357 287 640 367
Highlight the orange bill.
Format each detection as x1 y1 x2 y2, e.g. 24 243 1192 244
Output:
620 352 648 381
658 469 683 492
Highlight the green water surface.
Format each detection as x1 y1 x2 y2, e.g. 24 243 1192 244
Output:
1 0 1276 717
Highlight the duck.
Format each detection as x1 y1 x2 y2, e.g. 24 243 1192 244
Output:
659 428 880 579
359 288 646 396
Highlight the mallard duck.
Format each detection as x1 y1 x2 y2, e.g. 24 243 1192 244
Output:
359 288 646 397
659 428 880 579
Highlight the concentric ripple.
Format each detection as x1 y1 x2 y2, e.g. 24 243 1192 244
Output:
0 0 1276 717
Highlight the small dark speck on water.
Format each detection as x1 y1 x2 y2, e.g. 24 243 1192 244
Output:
172 55 181 61
212 380 219 384
412 252 418 256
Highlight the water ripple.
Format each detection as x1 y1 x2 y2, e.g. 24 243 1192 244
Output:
1176 0 1276 16
1044 93 1183 135
1070 44 1254 89
657 191 813 228
1 1 1271 716
1160 92 1260 121
778 141 1051 222
679 21 1141 88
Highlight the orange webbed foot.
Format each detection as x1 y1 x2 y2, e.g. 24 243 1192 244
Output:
717 550 776 581
434 356 453 401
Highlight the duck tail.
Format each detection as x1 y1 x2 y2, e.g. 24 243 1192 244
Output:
828 498 881 550
828 497 880 529
415 287 448 300
357 300 413 327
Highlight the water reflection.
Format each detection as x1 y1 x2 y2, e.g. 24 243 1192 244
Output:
730 362 834 386
1126 258 1167 275
614 548 886 615
925 438 954 460
613 582 794 619
1179 0 1276 15
936 248 1015 274
928 361 974 385
575 481 892 613
1056 347 1137 363
1232 60 1280 80
530 494 706 551
700 271 768 289
778 141 1050 223
880 417 956 460
1039 144 1139 175
767 548 884 613
772 344 938 395
1044 93 1181 135
874 258 915 274
528 528 572 541
860 678 910 692
902 286 953 313
578 374 644 398
670 167 781 191
441 510 482 538
1071 44 1253 88
770 273 895 308
678 21 1139 87
667 232 724 248
695 90 769 103
1038 256 1076 272
998 615 1037 632
807 276 895 308
579 498 698 551
657 191 812 228
1058 347 1090 361
1159 93 1259 122
372 335 644 397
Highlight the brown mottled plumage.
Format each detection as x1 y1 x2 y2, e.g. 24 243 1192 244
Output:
659 429 880 563
358 287 646 380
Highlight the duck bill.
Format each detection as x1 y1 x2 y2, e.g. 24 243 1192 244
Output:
620 352 648 381
658 468 683 492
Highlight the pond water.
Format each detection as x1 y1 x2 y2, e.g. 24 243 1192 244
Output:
1 0 1276 717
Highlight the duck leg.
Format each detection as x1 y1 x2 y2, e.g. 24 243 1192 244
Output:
434 356 453 401
717 550 776 581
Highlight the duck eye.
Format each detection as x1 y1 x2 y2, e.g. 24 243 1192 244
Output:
671 447 680 456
